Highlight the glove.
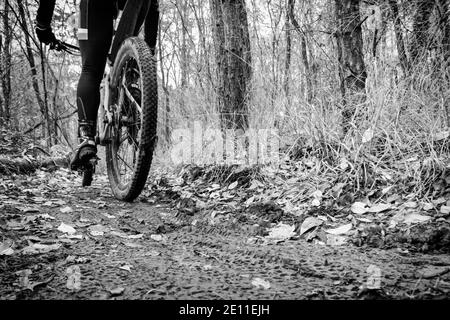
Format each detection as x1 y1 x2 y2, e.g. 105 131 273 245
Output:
35 25 57 45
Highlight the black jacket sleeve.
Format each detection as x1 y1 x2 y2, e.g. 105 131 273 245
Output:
36 0 56 28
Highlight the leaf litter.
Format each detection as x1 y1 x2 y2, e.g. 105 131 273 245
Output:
265 223 296 242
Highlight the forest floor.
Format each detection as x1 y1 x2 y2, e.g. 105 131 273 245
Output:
1 166 450 300
2 129 450 299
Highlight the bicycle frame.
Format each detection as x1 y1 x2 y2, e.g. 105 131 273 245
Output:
110 0 154 62
97 0 158 146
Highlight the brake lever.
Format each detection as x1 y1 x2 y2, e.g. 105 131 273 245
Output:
49 40 80 55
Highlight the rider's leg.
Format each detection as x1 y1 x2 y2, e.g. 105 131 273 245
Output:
71 0 115 170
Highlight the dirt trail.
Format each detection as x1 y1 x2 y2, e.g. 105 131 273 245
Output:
1 172 450 300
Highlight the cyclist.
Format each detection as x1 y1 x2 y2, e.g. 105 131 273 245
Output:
35 0 159 171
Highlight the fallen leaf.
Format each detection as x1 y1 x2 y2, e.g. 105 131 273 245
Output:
36 213 55 220
432 198 446 205
0 240 14 256
57 222 76 235
403 213 432 224
110 231 129 238
305 228 319 242
33 197 46 203
351 202 368 214
66 256 89 264
6 220 27 230
127 234 144 240
368 203 391 213
119 265 132 272
228 181 238 190
300 217 323 236
22 243 62 255
404 201 418 209
440 206 450 214
251 278 271 290
311 199 321 207
423 203 434 211
60 234 83 240
100 212 116 219
150 234 164 242
88 224 109 237
17 206 40 213
245 196 256 207
66 265 81 291
266 223 296 241
60 206 73 213
124 242 144 248
325 223 353 235
142 250 160 257
326 234 347 246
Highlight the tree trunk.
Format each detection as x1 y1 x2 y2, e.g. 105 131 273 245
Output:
288 3 312 103
1 0 12 125
334 0 367 134
17 0 52 146
389 0 410 73
409 0 434 65
284 0 293 99
210 0 252 131
179 1 189 110
158 12 171 144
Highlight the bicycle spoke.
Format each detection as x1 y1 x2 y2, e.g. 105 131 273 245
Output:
119 135 128 145
122 84 142 115
117 153 134 172
127 131 140 149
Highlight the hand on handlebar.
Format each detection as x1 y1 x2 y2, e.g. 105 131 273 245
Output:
35 25 57 45
34 25 80 55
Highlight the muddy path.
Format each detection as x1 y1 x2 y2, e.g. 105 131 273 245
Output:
1 172 450 300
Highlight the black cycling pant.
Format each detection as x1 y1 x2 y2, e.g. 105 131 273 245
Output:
76 0 158 130
77 0 114 127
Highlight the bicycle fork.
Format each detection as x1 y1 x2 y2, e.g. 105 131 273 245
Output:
97 64 114 147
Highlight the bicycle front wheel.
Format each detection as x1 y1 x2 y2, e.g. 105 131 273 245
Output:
106 37 158 202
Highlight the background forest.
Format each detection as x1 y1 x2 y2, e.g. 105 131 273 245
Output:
1 0 450 196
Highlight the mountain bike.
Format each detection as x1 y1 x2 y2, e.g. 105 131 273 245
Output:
55 0 159 202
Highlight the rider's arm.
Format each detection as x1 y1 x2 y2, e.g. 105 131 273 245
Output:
36 0 56 29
